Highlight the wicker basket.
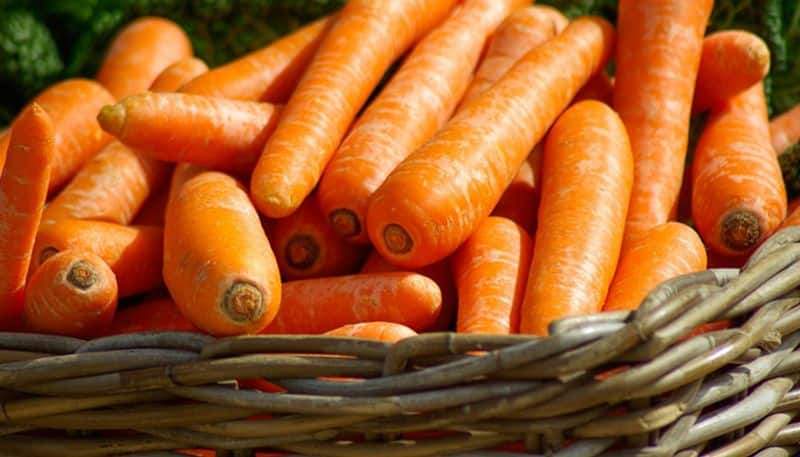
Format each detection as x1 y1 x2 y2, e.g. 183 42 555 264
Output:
4 227 800 457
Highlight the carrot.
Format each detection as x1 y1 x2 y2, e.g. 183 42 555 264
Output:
266 194 368 281
490 146 542 235
0 104 55 329
691 83 787 256
613 0 713 242
24 250 117 338
149 57 209 93
179 16 335 102
132 186 170 226
164 171 281 336
452 216 532 334
572 71 614 104
0 131 9 173
603 222 707 312
323 322 417 342
97 93 282 174
250 0 460 218
366 17 615 268
261 272 441 334
771 103 800 155
107 297 200 335
32 220 164 298
96 17 192 100
457 5 568 109
520 100 633 335
692 31 771 115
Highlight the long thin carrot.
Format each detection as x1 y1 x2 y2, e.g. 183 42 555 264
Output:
149 57 209 93
318 0 525 243
324 322 417 342
107 297 200 335
0 104 54 329
24 250 117 338
32 220 164 298
520 100 633 335
179 16 335 102
452 216 532 334
164 171 281 336
262 272 441 334
96 16 192 100
250 0 460 218
490 146 542 235
603 222 707 312
771 103 800 155
366 17 615 268
692 83 787 256
613 0 713 242
97 93 282 174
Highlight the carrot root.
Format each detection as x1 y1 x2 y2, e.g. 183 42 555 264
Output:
721 210 761 251
223 282 265 324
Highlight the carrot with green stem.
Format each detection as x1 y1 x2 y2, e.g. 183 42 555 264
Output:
324 322 417 342
490 147 542 235
107 297 199 335
771 103 800 155
251 0 460 218
366 17 615 269
520 100 633 335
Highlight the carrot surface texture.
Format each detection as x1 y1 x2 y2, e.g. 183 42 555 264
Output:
771 103 800 155
520 100 633 336
613 0 713 243
262 272 441 334
324 322 417 342
132 187 170 226
366 17 615 269
0 104 54 329
0 131 9 173
692 83 787 256
164 171 281 336
453 216 532 334
108 297 200 335
491 147 542 235
149 57 209 93
24 250 117 338
250 0 460 218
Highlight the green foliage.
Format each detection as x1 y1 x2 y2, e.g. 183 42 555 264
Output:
0 9 63 101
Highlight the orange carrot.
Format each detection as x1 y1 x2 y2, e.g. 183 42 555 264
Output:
603 222 707 312
132 186 170 226
366 17 615 268
24 250 117 338
520 100 633 335
613 0 713 242
324 322 417 342
573 71 614 105
318 0 526 242
164 171 281 336
250 0 460 218
0 131 9 173
149 57 209 93
32 220 164 298
266 194 368 280
771 103 800 155
97 93 282 174
0 104 55 329
179 16 335 102
691 83 787 256
262 272 441 334
107 297 200 335
453 216 532 334
96 17 192 100
490 146 542 235
693 31 771 114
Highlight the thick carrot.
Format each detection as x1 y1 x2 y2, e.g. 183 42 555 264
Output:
262 272 441 334
179 16 335 102
771 103 800 155
613 0 713 242
24 250 117 338
164 171 281 336
266 194 368 280
97 93 282 174
520 100 633 335
107 297 200 335
490 146 542 235
603 222 707 312
453 216 532 334
132 186 170 226
0 131 8 173
149 57 209 93
32 220 164 298
692 83 787 256
0 104 54 329
324 322 417 342
96 17 192 100
318 0 526 242
573 71 614 104
693 31 771 114
366 17 615 268
250 0 460 218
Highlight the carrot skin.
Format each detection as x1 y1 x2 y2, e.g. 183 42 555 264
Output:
149 57 209 93
0 131 9 173
572 71 614 105
132 186 170 226
490 147 542 235
107 297 200 335
771 103 800 155
323 322 417 342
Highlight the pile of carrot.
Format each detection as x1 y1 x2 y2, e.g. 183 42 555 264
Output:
1 0 798 344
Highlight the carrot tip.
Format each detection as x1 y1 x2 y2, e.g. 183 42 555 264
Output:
222 282 264 324
329 208 361 238
97 104 126 136
721 210 761 251
66 261 98 290
39 247 59 266
383 224 413 255
285 234 320 270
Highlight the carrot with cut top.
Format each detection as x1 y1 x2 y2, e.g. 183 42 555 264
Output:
692 83 786 256
0 104 55 329
250 0 460 218
771 103 800 155
490 146 542 235
165 171 281 336
366 17 615 269
453 216 532 334
318 0 525 243
324 322 417 342
96 17 192 100
262 272 441 334
179 16 335 102
24 250 117 338
107 297 200 335
614 0 713 242
149 57 209 93
520 100 633 335
98 93 282 174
